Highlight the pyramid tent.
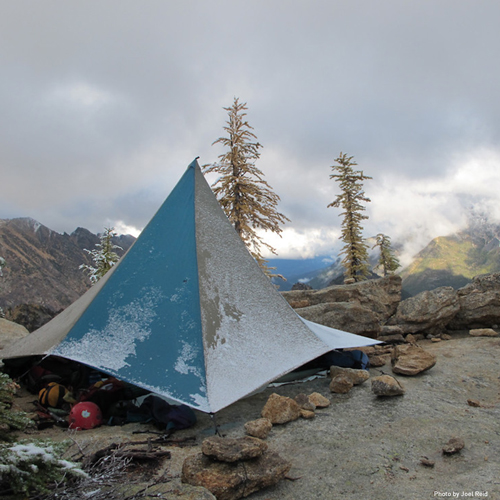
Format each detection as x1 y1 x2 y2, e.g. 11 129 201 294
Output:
1 159 379 413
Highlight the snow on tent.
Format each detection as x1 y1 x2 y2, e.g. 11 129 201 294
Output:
1 159 380 414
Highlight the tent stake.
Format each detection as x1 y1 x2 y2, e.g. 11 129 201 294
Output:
210 413 222 436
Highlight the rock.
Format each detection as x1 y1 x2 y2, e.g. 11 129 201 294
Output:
448 273 500 330
287 298 310 309
431 337 442 342
380 325 405 336
405 334 418 344
329 374 353 394
281 275 402 338
354 345 376 355
202 436 267 463
300 409 315 419
388 286 460 335
4 304 58 333
182 450 291 500
469 328 498 337
373 344 393 355
293 302 381 338
308 392 331 408
244 418 273 439
442 437 465 455
291 282 313 291
440 334 452 340
368 354 388 367
261 393 301 424
420 458 435 468
294 393 316 411
0 318 29 352
377 333 406 344
391 344 437 376
467 399 481 407
329 366 370 385
371 375 405 396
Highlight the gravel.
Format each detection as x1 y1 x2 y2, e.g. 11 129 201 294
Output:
13 334 500 499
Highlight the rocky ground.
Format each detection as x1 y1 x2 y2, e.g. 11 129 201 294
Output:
10 333 500 500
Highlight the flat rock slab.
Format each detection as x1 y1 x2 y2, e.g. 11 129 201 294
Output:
391 344 437 375
202 436 267 462
469 328 499 337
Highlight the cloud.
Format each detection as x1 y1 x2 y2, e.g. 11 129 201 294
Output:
1 1 500 264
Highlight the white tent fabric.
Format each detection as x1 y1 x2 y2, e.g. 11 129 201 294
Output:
2 159 380 413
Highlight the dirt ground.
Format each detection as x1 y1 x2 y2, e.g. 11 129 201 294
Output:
11 333 500 500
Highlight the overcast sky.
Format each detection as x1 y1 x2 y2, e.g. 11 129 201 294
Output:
2 1 500 265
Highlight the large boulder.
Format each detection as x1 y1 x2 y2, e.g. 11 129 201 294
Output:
448 273 500 330
282 276 401 333
292 302 381 338
0 318 29 353
182 447 291 500
387 286 459 335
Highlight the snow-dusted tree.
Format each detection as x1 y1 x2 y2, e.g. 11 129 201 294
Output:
204 97 289 278
373 233 400 276
328 152 372 282
80 227 122 285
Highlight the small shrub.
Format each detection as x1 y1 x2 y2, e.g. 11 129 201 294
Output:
0 439 87 496
0 372 33 440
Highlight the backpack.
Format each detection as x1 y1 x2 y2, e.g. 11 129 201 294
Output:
127 395 197 431
38 382 69 409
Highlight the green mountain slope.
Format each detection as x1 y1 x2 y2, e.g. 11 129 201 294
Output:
401 225 500 296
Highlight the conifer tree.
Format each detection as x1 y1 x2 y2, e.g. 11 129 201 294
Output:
204 97 289 278
328 152 372 282
0 257 5 317
80 227 122 284
373 233 400 276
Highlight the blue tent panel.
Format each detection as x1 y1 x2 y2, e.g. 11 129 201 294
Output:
53 163 209 410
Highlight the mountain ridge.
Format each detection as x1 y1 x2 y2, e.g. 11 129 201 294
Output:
0 218 134 313
271 222 500 296
2 216 500 319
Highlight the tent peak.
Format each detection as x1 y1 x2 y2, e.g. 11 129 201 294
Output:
188 157 201 170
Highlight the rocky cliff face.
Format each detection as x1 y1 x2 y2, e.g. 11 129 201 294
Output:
282 275 402 339
0 218 134 314
283 273 500 338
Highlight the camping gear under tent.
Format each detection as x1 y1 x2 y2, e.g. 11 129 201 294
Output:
1 159 379 414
